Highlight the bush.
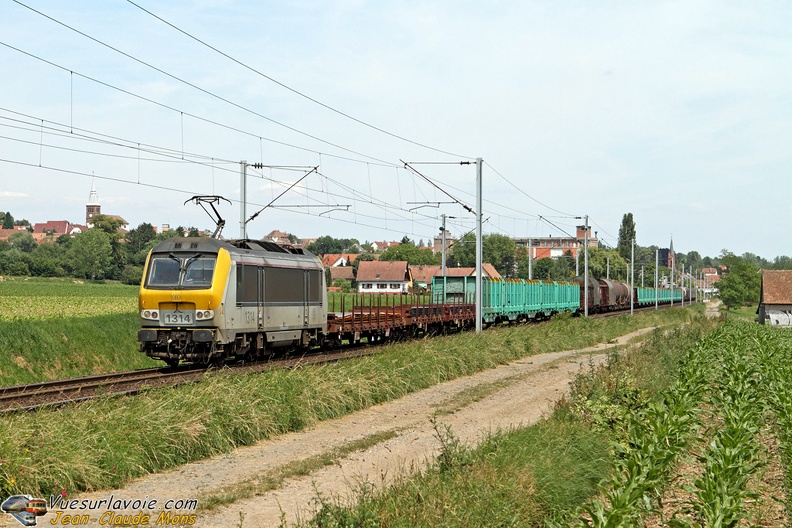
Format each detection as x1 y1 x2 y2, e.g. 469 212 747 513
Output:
120 265 144 286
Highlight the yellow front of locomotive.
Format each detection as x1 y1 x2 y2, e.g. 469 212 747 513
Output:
138 239 232 365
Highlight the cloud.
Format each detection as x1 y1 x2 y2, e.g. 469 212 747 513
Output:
0 191 28 198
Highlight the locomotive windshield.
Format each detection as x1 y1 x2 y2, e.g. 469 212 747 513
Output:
146 253 216 289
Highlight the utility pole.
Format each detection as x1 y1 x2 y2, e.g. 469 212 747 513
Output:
239 160 247 239
440 214 451 277
528 239 533 280
631 238 634 315
475 158 483 333
671 255 675 307
584 215 589 317
607 257 610 280
655 249 659 310
681 263 685 307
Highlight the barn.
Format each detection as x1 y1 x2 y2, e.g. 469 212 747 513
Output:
757 270 792 326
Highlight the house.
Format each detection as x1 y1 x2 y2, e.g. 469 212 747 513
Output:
757 270 792 326
32 221 86 236
321 253 361 268
330 266 355 284
410 265 442 290
262 230 293 244
0 227 29 241
104 215 129 232
370 241 399 252
356 260 411 293
409 264 503 291
513 226 597 260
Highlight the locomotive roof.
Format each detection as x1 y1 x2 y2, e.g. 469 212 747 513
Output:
151 237 319 261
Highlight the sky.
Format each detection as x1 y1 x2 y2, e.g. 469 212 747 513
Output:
0 0 790 261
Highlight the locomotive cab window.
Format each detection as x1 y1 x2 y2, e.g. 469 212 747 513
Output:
146 254 216 289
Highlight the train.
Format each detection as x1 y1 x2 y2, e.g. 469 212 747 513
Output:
138 237 692 366
137 237 326 366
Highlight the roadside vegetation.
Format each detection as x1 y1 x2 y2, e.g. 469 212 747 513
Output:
299 316 792 528
0 304 696 502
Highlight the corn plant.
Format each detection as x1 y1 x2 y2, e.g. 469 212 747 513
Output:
572 345 711 527
669 323 769 527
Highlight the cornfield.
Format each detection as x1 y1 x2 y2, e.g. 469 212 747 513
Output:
573 320 790 527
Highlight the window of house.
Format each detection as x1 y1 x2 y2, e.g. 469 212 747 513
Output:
377 283 387 289
390 284 400 289
362 283 372 289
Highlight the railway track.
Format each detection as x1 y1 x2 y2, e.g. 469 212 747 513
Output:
1 303 686 413
0 347 377 413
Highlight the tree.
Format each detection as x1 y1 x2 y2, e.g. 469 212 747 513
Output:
0 248 29 276
379 243 439 265
450 233 517 277
717 252 761 310
27 243 65 277
2 212 15 230
331 278 354 293
90 214 125 239
69 229 112 280
683 250 703 271
774 255 792 270
125 223 157 255
585 247 628 281
531 258 555 280
121 265 144 285
8 231 37 253
307 235 358 256
617 213 636 261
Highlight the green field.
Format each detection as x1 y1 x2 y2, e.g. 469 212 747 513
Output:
0 277 156 385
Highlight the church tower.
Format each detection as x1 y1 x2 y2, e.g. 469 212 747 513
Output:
86 180 101 226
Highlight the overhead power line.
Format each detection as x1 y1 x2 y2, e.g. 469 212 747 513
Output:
484 160 575 217
125 0 473 160
0 41 396 168
9 1 395 166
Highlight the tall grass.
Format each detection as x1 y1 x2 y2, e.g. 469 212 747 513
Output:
0 314 157 386
0 306 698 500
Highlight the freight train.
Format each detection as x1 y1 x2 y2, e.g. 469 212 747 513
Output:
138 237 690 366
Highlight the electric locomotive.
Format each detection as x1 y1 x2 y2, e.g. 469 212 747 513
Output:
137 237 327 366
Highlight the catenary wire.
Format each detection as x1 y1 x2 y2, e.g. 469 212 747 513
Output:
0 41 397 169
125 0 473 160
9 1 400 166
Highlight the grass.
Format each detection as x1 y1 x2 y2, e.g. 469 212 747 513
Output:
299 306 717 527
198 429 399 511
0 304 699 501
719 302 758 321
0 277 155 386
299 314 792 528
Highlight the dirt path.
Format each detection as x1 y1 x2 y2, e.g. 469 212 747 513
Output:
10 327 659 528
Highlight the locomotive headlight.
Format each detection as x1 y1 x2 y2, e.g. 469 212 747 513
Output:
141 310 160 321
196 309 214 320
